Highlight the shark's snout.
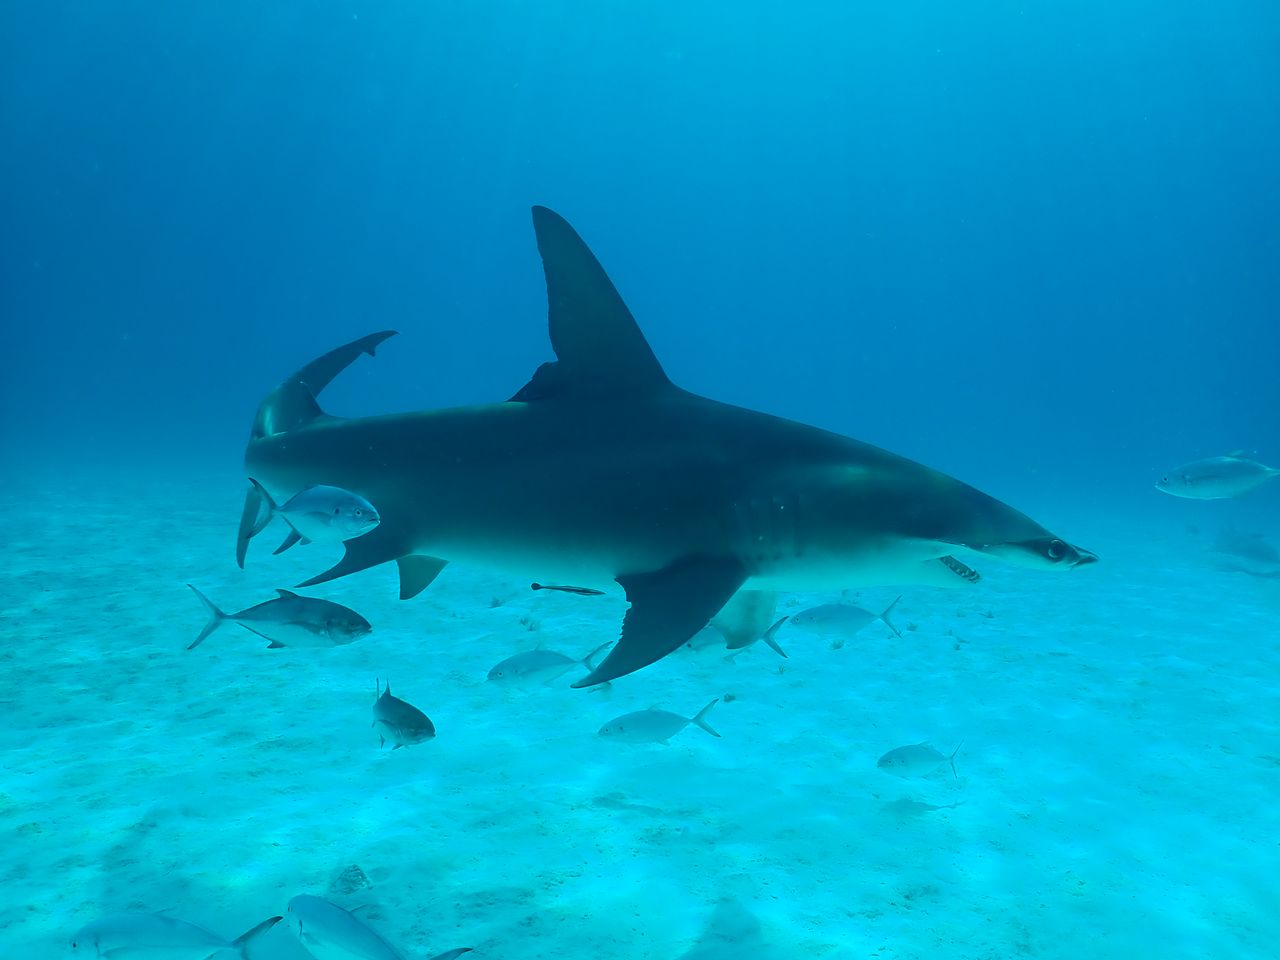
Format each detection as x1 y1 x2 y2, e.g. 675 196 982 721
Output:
1069 546 1099 567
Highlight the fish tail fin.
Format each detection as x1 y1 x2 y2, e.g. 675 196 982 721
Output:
247 478 278 536
186 584 229 650
692 698 722 738
581 642 614 672
231 915 282 957
879 595 904 638
948 739 965 779
427 949 474 960
273 528 304 555
761 615 789 658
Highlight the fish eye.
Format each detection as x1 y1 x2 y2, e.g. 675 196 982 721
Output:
1046 539 1067 561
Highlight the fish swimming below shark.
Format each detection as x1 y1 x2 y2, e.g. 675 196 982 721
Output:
186 585 372 650
243 479 380 560
236 206 1096 686
487 641 613 686
286 894 470 960
71 912 281 959
599 698 722 743
372 679 436 749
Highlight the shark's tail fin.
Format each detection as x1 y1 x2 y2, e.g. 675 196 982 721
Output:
186 585 228 650
948 739 965 779
879 596 903 638
231 916 282 958
692 698 721 738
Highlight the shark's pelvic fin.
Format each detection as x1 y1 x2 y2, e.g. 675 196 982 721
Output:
510 206 670 402
396 555 448 599
573 555 748 687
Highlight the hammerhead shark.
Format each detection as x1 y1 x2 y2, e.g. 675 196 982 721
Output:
237 206 1096 686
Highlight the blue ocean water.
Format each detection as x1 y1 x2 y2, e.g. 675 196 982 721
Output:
2 2 1278 958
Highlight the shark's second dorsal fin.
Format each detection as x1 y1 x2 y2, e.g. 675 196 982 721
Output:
251 331 397 439
511 206 670 402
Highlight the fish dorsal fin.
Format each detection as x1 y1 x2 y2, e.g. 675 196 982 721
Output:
511 207 670 402
275 588 301 599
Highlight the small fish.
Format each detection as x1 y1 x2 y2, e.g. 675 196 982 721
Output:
599 698 721 744
531 581 606 596
487 642 612 686
71 912 281 959
1213 527 1280 566
877 740 964 780
248 478 380 554
883 797 966 817
287 894 470 960
709 589 788 658
788 596 902 640
1156 453 1280 500
372 679 436 749
186 585 371 650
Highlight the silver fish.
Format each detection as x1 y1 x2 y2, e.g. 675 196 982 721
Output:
599 698 721 744
788 596 902 639
487 642 612 686
1213 527 1280 566
186 585 371 650
286 894 470 960
710 589 788 657
247 479 380 556
71 912 280 959
372 679 435 749
877 740 963 779
1156 454 1280 499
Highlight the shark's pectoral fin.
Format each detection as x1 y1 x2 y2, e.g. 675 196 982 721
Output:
573 556 748 687
273 529 304 555
397 555 448 599
297 526 408 589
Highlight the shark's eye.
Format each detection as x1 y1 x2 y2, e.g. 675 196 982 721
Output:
1046 539 1066 561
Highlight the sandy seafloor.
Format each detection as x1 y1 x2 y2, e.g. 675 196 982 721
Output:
2 469 1278 960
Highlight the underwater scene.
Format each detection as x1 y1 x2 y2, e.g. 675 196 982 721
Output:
2 2 1278 958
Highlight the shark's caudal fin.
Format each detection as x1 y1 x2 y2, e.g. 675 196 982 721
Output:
510 206 671 402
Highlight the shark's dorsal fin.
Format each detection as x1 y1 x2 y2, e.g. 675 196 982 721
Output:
511 207 670 401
